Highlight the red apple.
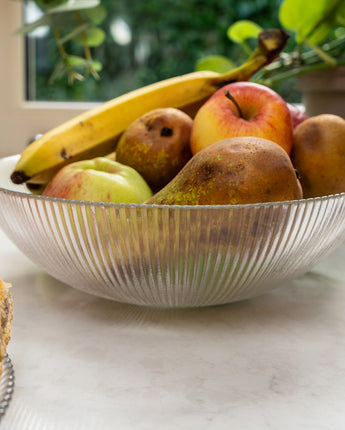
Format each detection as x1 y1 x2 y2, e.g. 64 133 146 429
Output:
287 103 309 128
42 157 153 203
190 82 294 155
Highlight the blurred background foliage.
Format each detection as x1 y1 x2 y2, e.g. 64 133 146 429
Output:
24 0 300 103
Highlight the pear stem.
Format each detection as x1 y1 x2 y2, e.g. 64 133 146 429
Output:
224 90 244 118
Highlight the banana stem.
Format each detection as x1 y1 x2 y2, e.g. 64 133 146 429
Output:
212 29 290 87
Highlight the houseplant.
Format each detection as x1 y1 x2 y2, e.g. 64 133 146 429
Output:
15 0 107 84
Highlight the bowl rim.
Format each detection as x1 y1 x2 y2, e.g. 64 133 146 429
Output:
1 154 345 211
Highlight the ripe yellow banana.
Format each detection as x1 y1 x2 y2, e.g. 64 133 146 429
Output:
11 29 289 186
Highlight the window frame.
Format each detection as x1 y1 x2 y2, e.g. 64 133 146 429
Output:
0 1 98 157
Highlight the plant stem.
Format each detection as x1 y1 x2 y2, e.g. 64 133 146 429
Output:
303 39 338 66
257 60 345 86
242 40 253 57
256 31 345 85
58 23 89 45
303 34 345 61
224 90 244 118
264 34 345 73
74 11 100 79
52 25 84 84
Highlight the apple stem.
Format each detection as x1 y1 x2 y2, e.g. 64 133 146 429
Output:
224 90 244 118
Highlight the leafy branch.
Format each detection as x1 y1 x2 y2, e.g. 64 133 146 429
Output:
257 32 345 86
196 0 345 86
14 0 106 84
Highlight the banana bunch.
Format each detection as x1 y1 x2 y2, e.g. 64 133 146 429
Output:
10 29 289 187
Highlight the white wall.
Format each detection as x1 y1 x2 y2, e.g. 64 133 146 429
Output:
0 1 94 157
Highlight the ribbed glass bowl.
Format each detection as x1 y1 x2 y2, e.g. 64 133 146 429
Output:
1 154 345 308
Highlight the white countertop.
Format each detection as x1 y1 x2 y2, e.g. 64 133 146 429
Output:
1 227 345 429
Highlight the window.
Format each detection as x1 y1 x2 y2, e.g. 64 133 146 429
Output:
24 0 255 103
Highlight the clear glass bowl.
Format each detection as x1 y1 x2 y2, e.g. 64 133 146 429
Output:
1 154 345 308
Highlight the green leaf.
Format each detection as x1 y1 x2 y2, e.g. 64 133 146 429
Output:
57 23 89 44
65 55 89 67
49 59 68 83
279 0 342 45
227 20 263 44
89 60 102 72
34 0 69 10
66 55 102 72
82 5 107 24
15 15 52 35
334 27 345 37
336 1 345 25
195 55 235 73
45 8 106 30
47 11 95 29
73 26 105 46
46 0 100 14
226 20 263 55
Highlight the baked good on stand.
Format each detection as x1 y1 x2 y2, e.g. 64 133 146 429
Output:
0 279 13 378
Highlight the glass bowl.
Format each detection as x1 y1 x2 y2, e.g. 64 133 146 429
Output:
1 154 345 308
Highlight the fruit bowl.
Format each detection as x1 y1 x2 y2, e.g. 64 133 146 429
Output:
1 154 345 308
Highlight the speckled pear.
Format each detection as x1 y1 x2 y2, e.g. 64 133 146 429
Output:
115 108 193 192
145 137 303 205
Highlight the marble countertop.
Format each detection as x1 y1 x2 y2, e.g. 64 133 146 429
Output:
1 228 345 429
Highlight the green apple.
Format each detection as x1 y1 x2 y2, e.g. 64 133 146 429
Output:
42 157 153 203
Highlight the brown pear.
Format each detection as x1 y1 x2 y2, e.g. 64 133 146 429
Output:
291 114 345 198
115 108 193 192
146 136 303 205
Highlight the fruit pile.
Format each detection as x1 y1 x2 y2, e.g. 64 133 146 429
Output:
9 30 345 205
11 80 345 206
116 80 305 206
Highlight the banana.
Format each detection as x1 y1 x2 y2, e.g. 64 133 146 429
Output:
11 29 289 186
